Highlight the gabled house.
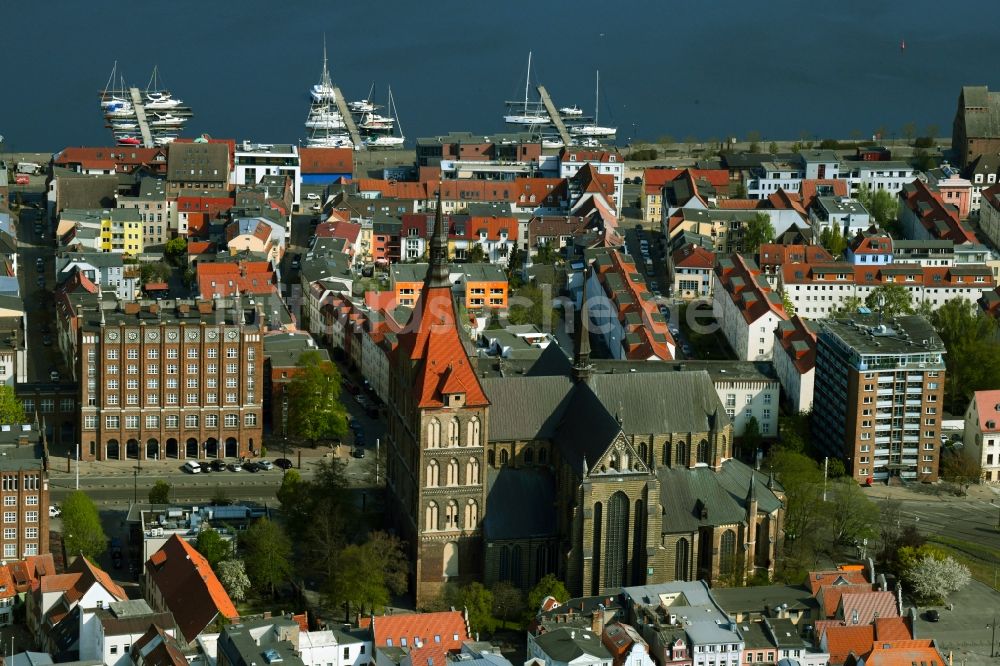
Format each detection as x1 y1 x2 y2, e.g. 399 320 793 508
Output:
143 534 238 645
713 254 789 361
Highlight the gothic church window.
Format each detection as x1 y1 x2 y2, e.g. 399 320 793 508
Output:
446 458 459 486
719 529 737 576
426 459 440 486
466 458 480 485
427 419 441 448
467 416 480 446
448 418 460 447
425 502 438 531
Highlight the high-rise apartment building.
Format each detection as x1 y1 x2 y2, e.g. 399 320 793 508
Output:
813 314 946 483
70 298 264 462
0 424 49 559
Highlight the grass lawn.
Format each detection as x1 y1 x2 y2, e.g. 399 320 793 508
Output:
927 534 1000 591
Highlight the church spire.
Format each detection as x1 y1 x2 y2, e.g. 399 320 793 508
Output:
572 269 593 382
427 185 450 288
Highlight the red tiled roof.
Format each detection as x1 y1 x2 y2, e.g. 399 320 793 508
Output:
643 168 729 194
774 315 816 374
799 179 848 210
819 583 873 618
559 148 623 164
822 625 875 666
197 261 276 299
400 286 489 409
469 216 518 241
873 617 911 641
40 573 81 594
0 565 15 600
849 231 893 255
860 639 945 666
837 591 898 625
8 554 55 593
671 243 715 269
362 610 470 666
715 254 789 325
299 147 353 174
716 199 764 210
972 390 1000 433
54 146 168 173
594 250 675 360
187 241 216 255
176 196 234 218
315 220 362 244
900 179 975 244
145 534 238 643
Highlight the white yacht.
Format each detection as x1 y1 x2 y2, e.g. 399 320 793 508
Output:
568 71 616 138
504 52 549 126
559 105 583 116
311 38 337 103
307 135 353 148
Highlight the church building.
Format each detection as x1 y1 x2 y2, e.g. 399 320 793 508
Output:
386 198 785 607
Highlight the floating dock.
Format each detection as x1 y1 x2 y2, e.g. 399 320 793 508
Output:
536 85 572 147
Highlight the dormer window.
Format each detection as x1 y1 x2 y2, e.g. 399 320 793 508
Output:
445 393 465 408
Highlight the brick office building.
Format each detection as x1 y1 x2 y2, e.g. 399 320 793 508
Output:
69 298 264 462
0 424 50 558
813 314 946 483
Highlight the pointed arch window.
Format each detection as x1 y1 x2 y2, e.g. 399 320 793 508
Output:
719 529 737 576
538 448 547 464
448 417 460 447
676 440 689 466
675 538 690 581
466 458 480 485
446 458 459 486
445 500 459 529
426 459 440 487
697 439 709 464
500 449 509 465
427 419 441 448
524 448 534 464
488 450 496 466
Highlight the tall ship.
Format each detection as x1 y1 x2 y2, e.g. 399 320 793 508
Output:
98 63 193 147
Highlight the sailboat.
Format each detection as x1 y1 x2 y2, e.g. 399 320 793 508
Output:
900 39 906 51
504 52 549 125
311 37 337 102
570 70 617 138
366 86 405 148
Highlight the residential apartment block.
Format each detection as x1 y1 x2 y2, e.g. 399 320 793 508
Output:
232 141 301 207
99 208 143 256
390 263 508 310
772 316 816 414
812 314 946 483
0 424 49 560
668 243 715 300
713 254 789 361
116 177 175 246
67 298 264 462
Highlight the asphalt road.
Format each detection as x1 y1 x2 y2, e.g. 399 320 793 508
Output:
872 496 1000 552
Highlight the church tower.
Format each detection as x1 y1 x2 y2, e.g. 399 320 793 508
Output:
385 190 490 606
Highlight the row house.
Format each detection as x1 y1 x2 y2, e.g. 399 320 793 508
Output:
165 141 231 197
314 219 364 265
773 316 816 414
665 209 758 256
196 260 277 299
668 243 714 300
977 183 1000 252
926 164 973 219
898 179 977 245
965 152 1000 212
807 196 871 238
838 160 916 196
262 332 330 439
390 263 508 310
225 216 285 263
963 390 1000 483
558 148 624 215
674 361 780 437
757 244 834 287
116 177 175 246
712 254 789 361
585 251 675 361
99 208 144 256
779 261 995 318
176 195 234 238
53 146 168 176
56 252 140 301
845 230 893 265
399 213 518 265
643 168 730 222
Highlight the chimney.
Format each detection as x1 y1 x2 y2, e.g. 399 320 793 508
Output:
591 610 603 634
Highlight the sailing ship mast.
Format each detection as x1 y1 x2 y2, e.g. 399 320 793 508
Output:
524 51 532 114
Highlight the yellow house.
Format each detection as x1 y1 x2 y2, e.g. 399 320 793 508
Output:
99 208 144 256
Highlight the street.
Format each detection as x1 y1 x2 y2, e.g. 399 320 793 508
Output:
870 495 1000 553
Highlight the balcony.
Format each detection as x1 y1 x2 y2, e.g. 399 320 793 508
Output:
877 400 892 408
877 388 894 396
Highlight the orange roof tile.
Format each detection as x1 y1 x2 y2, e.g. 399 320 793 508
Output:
671 243 715 269
819 583 873 618
972 390 1000 433
299 147 353 174
861 639 944 666
362 610 470 666
873 617 911 641
838 591 898 625
822 624 874 666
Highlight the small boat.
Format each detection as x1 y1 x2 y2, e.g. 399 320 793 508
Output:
311 37 337 102
542 137 564 149
559 105 583 117
569 70 616 137
349 100 376 113
146 96 183 109
307 135 353 148
504 113 549 125
306 116 347 130
101 96 128 108
366 135 405 148
149 113 185 125
117 136 142 146
154 135 178 146
900 39 906 51
105 108 136 119
110 121 138 130
359 112 395 131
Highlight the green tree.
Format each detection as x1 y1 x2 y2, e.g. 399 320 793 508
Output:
240 518 293 597
217 559 251 602
833 295 863 316
534 244 559 266
507 283 547 327
826 478 879 548
781 292 796 318
0 387 26 424
941 446 983 489
279 460 356 577
819 225 848 258
865 284 914 319
465 244 487 263
856 184 900 232
827 458 847 478
931 299 1000 412
139 261 172 285
902 551 971 603
743 213 775 254
195 528 231 569
491 582 525 626
148 480 170 504
164 237 187 264
739 416 762 462
768 142 778 154
325 531 408 615
925 124 940 140
913 148 935 171
443 582 497 635
526 574 569 616
61 491 107 560
286 350 348 446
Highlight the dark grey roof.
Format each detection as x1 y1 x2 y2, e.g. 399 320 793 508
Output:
475 343 573 379
167 143 229 183
58 176 119 210
711 584 818 617
961 86 1000 138
818 314 945 355
532 627 611 663
484 467 556 540
739 622 776 650
657 460 783 533
480 375 573 440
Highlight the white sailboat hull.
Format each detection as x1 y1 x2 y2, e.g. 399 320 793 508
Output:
570 125 617 137
504 114 549 125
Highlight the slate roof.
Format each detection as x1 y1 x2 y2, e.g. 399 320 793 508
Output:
532 627 611 663
711 584 818 618
657 460 783 533
960 85 1000 138
484 467 557 540
480 375 573 440
57 175 119 211
166 143 229 183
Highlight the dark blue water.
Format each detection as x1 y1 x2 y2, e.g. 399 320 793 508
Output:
3 0 1000 151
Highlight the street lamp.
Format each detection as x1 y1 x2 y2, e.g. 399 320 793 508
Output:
988 617 998 658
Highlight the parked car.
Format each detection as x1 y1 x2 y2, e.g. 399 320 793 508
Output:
211 459 226 472
14 175 29 185
49 505 61 518
228 462 242 472
349 417 362 431
244 461 259 472
681 344 693 356
274 458 293 470
49 369 59 382
257 460 274 471
924 609 939 622
36 276 45 287
182 461 201 474
351 447 366 459
306 192 320 201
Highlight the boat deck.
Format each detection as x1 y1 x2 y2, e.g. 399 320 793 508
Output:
536 85 572 147
128 87 154 148
331 87 365 151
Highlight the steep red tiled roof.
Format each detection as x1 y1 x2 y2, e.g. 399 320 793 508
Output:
643 168 729 194
145 534 238 643
299 147 353 174
819 583 873 618
40 573 81 594
8 554 55 593
62 556 127 604
972 390 1000 433
187 241 216 255
716 199 764 210
469 216 518 241
822 625 875 666
860 639 945 666
529 215 588 243
54 147 168 173
799 179 848 210
400 286 489 409
362 610 470 666
758 244 833 273
0 565 15 600
774 315 816 375
176 196 234 218
849 230 894 255
559 148 623 164
900 179 975 244
715 254 789 325
671 243 715 269
315 220 362 244
594 250 675 360
873 617 911 641
197 261 276 299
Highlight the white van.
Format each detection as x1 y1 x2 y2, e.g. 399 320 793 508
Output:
182 461 201 474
